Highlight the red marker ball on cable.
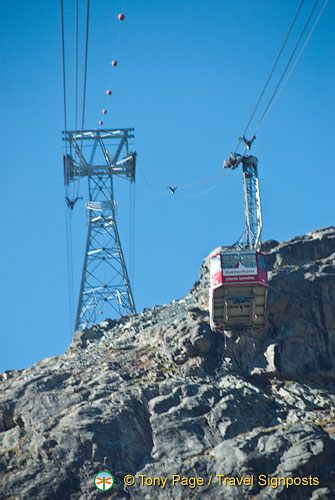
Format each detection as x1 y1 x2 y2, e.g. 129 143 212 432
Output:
99 121 103 125
111 60 117 67
102 109 107 114
118 13 125 21
106 90 112 96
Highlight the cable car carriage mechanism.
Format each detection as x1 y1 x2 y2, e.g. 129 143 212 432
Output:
209 154 268 331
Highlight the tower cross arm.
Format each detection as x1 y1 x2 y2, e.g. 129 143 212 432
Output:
109 153 136 181
63 129 134 141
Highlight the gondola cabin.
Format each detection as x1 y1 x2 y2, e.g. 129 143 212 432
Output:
209 250 268 331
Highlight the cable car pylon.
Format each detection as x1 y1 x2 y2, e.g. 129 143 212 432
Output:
209 147 268 331
63 128 136 330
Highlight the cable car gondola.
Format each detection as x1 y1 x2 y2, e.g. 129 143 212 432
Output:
209 249 268 330
209 153 268 331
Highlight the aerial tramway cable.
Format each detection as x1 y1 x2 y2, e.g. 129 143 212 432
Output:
234 0 328 155
60 0 75 333
137 154 229 197
129 182 136 293
250 0 328 138
138 160 230 199
132 185 136 292
174 173 231 199
137 162 158 192
61 0 93 331
237 0 328 153
77 0 90 196
59 4 145 326
178 169 225 189
234 0 306 153
70 0 79 203
75 0 78 132
80 0 90 142
138 154 224 188
98 11 125 126
72 0 90 203
60 0 67 143
250 0 321 139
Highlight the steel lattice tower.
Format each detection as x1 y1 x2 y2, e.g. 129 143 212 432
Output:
63 128 136 330
224 154 262 250
241 155 262 250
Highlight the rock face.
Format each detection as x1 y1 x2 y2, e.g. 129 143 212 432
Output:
0 227 334 500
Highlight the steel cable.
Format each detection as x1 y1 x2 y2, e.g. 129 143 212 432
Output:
75 0 78 132
234 0 305 153
60 0 67 146
80 0 90 140
252 0 328 136
251 0 321 138
76 0 90 200
60 0 75 333
137 154 225 191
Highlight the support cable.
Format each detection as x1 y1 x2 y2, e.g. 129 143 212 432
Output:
80 0 90 149
137 163 158 192
138 154 225 191
60 0 67 144
179 169 224 188
138 161 230 198
131 182 136 295
71 0 79 202
129 182 133 286
81 0 90 135
175 173 231 198
75 0 78 132
77 0 90 199
98 3 126 125
251 0 328 135
250 0 321 138
65 210 75 330
234 0 305 153
60 0 75 334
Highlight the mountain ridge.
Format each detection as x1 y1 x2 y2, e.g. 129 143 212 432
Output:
0 226 334 499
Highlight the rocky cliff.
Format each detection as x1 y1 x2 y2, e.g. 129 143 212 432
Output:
1 227 334 500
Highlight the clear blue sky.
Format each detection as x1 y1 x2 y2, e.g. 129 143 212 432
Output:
1 0 334 372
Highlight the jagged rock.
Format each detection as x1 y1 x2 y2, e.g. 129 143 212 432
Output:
193 226 335 381
0 227 334 499
0 409 16 433
71 325 111 349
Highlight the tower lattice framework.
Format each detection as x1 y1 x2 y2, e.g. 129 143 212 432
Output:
241 155 262 250
63 128 136 330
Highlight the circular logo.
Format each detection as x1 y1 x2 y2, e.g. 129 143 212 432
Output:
94 470 114 491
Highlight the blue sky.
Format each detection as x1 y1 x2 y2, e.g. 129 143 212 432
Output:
1 0 334 372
